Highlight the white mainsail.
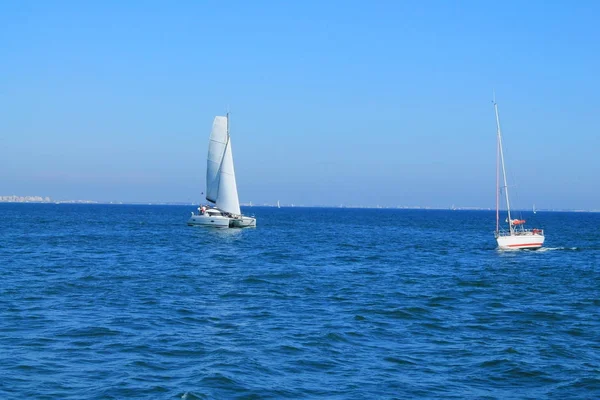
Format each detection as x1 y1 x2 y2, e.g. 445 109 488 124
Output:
215 137 241 215
206 116 228 203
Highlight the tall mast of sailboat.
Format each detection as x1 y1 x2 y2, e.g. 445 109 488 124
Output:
495 97 500 234
226 110 230 139
494 98 513 235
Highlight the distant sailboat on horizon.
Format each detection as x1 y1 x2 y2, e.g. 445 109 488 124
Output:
493 97 544 249
277 200 281 209
187 113 256 228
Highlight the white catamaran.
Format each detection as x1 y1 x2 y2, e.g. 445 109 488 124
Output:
494 99 544 249
187 114 256 228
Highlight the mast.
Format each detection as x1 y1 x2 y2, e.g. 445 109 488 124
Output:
496 125 500 234
226 111 230 139
494 99 513 235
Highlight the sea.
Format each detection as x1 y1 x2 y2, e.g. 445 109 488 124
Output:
1 204 599 399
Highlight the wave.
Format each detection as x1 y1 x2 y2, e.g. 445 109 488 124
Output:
536 247 579 252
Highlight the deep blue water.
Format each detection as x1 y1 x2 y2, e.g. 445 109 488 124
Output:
1 204 599 399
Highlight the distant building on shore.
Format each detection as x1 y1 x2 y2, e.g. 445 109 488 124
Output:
0 195 52 203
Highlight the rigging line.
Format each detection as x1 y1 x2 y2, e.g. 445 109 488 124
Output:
495 100 513 235
496 113 500 234
503 134 525 221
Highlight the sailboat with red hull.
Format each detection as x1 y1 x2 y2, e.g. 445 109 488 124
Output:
493 98 545 249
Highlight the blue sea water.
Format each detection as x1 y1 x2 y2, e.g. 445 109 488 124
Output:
0 204 599 399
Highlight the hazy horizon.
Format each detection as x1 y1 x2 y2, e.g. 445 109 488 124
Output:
2 196 599 213
2 2 599 210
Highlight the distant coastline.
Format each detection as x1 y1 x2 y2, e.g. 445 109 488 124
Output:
0 195 97 204
1 195 598 212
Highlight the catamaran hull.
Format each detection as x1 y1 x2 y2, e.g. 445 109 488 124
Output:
230 216 256 228
187 215 230 228
187 214 256 228
496 234 545 250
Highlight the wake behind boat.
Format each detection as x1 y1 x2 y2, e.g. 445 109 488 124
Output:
188 113 256 228
493 98 544 249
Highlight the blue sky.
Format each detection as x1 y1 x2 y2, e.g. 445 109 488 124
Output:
1 1 599 208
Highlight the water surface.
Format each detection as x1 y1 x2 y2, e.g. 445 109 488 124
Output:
1 204 599 398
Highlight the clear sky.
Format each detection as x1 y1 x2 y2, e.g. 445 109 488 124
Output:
1 1 599 209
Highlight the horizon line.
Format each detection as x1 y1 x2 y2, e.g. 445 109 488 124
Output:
0 199 598 213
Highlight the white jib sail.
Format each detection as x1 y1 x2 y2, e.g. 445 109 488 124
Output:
215 138 241 215
206 116 228 203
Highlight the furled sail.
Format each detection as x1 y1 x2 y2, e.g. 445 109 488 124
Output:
215 138 241 215
205 116 228 203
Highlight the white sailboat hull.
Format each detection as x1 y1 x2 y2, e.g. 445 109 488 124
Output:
187 213 230 228
187 208 256 229
230 216 257 228
496 233 545 250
